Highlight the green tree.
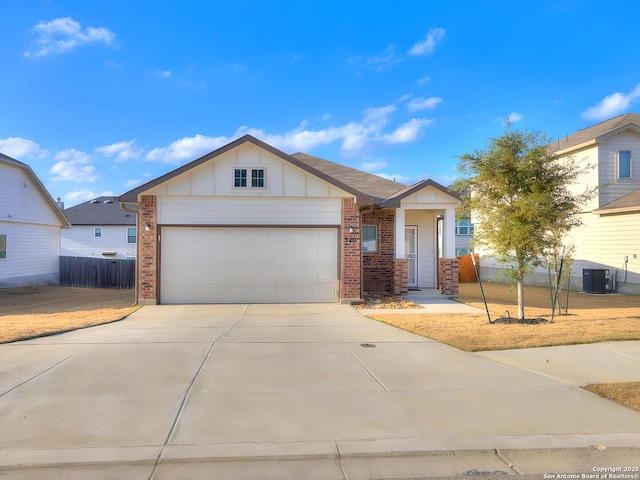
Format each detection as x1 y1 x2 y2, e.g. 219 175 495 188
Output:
455 128 595 320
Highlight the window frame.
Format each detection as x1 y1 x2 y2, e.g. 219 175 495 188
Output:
94 227 103 238
618 150 632 179
126 227 137 244
0 234 6 259
251 168 265 188
234 168 248 187
361 225 378 253
455 218 474 236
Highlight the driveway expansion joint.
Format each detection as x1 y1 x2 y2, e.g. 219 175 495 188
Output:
0 354 73 398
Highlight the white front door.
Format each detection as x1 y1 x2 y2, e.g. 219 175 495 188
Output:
405 226 418 288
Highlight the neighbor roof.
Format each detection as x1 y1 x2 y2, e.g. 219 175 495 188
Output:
0 152 70 228
551 113 640 154
119 135 459 206
63 196 136 225
592 188 640 215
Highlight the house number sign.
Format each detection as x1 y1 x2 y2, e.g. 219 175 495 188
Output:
344 237 358 243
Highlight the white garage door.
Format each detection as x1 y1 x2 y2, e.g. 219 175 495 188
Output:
160 227 339 304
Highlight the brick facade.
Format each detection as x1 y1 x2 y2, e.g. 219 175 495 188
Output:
393 259 408 295
361 208 396 295
439 257 459 296
137 195 158 304
340 198 361 301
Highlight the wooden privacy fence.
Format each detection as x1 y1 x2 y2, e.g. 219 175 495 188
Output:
457 253 480 282
59 256 135 289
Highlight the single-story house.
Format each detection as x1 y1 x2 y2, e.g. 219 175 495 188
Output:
61 196 137 259
119 135 462 304
0 153 70 287
480 113 640 294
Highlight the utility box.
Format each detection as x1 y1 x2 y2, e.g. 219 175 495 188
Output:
583 268 610 294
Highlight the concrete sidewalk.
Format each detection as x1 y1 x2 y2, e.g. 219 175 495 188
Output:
358 288 486 314
0 304 639 479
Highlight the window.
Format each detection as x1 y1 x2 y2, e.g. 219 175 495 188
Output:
127 227 137 244
94 227 102 238
619 150 632 179
362 225 378 253
251 169 265 188
0 234 6 259
234 169 247 187
455 218 474 235
456 248 472 256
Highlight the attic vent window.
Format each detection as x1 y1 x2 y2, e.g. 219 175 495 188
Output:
90 200 100 204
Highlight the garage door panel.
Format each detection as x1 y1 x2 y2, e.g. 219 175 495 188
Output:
161 227 338 304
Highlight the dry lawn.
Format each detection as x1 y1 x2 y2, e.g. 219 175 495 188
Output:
367 282 640 352
584 382 640 412
0 286 139 343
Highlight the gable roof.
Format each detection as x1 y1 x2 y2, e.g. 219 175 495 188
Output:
119 134 459 207
380 179 462 208
551 113 640 154
0 152 71 228
63 196 137 225
592 188 640 215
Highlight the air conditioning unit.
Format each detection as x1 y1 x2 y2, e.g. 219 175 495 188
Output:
583 269 610 294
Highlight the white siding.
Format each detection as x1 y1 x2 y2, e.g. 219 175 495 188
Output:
560 144 600 211
158 196 341 225
0 222 60 286
145 144 351 199
405 210 436 288
61 225 137 259
597 131 640 207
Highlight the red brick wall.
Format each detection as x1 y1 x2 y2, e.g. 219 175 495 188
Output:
341 198 361 300
393 259 408 295
361 209 395 294
439 258 459 296
137 195 158 304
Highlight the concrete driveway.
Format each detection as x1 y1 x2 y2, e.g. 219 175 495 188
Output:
0 304 639 479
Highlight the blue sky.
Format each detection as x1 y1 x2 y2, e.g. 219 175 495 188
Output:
2 1 640 206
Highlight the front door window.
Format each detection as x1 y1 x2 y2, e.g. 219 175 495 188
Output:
405 226 417 287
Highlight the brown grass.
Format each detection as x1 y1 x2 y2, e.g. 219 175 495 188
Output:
0 286 139 343
584 382 640 412
367 282 640 352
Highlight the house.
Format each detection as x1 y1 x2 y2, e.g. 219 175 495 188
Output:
0 153 70 287
119 135 461 304
480 113 640 294
61 196 137 260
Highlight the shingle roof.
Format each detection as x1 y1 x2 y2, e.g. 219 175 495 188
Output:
592 188 640 215
290 152 407 201
63 196 136 225
551 113 640 153
0 152 70 228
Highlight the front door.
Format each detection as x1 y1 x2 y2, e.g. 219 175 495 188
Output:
405 226 418 288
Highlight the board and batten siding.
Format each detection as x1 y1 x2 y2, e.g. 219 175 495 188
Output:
61 225 137 259
145 144 352 200
158 196 342 225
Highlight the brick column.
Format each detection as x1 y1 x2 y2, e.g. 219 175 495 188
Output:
393 259 408 295
138 195 158 304
341 198 361 302
439 258 459 296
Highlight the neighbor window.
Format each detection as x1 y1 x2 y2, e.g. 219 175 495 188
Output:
251 169 265 188
618 150 632 178
0 234 6 259
362 225 378 253
94 227 102 238
455 218 474 235
234 169 247 187
127 227 137 244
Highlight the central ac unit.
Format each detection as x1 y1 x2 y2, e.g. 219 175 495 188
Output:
582 268 610 294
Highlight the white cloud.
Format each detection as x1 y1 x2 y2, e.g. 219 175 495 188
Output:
155 69 172 78
408 28 445 56
417 75 431 84
383 118 435 144
374 172 415 184
125 179 141 188
366 45 401 71
0 137 46 159
407 97 443 112
50 149 98 183
359 159 388 172
145 134 230 163
25 17 115 58
95 140 142 161
581 84 640 120
64 189 114 204
507 112 524 124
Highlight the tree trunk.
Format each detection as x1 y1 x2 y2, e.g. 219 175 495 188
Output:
517 279 525 320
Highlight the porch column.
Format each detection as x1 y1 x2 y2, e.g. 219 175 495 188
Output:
440 205 459 295
393 207 408 295
395 207 405 259
443 206 456 258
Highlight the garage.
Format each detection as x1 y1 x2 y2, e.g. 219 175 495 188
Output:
160 227 339 304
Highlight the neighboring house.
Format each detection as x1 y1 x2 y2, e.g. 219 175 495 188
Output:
61 196 137 260
480 113 640 294
0 153 70 287
119 135 461 305
455 216 474 255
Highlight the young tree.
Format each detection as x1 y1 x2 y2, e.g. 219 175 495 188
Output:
455 128 595 320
